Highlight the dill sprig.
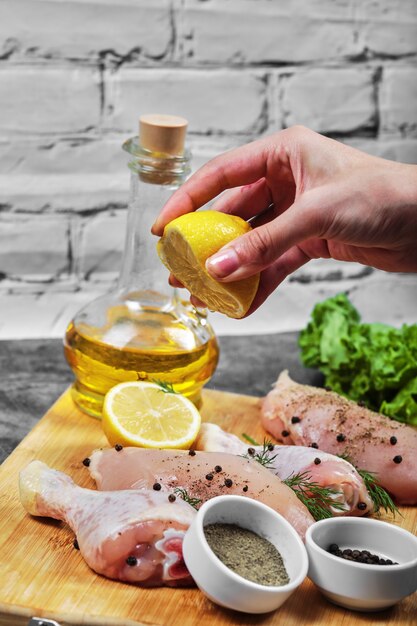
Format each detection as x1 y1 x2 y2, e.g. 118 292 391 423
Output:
337 453 399 517
241 438 278 469
243 438 347 519
283 471 348 521
152 380 177 394
356 468 400 517
252 440 279 469
242 433 260 446
173 488 202 510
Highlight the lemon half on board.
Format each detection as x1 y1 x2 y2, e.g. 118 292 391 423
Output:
157 211 260 319
102 381 201 449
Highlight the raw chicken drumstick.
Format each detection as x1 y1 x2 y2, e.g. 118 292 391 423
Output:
19 461 195 587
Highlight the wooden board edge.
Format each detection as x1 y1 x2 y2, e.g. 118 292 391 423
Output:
0 601 160 626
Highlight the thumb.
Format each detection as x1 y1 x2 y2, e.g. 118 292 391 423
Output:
206 200 319 281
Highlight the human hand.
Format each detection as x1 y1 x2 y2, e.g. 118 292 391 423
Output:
152 126 417 316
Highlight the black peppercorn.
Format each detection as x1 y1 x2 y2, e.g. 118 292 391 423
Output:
168 494 176 503
214 465 222 473
291 416 301 424
314 457 321 465
242 485 248 492
247 447 255 456
82 457 90 467
310 442 319 449
126 555 138 566
281 430 290 437
357 502 367 510
206 473 214 481
327 544 397 565
153 482 162 491
115 444 123 451
390 436 397 445
336 433 346 442
224 478 233 487
393 455 403 464
188 449 196 456
267 443 275 451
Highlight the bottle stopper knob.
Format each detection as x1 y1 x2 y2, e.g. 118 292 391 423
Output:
139 114 188 155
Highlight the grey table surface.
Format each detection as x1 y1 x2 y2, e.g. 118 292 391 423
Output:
0 333 322 465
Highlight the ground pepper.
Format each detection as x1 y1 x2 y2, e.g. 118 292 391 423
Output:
204 522 289 587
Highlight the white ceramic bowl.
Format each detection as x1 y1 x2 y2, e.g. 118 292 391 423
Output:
305 517 417 611
182 495 308 614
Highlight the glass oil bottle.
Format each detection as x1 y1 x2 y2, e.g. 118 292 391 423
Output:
64 114 219 418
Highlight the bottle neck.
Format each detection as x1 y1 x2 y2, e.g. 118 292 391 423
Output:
118 138 191 307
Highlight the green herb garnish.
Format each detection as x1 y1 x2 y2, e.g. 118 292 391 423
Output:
153 380 177 394
357 468 400 517
242 438 278 469
173 488 202 510
337 453 399 517
243 437 347 519
283 471 348 521
242 433 260 446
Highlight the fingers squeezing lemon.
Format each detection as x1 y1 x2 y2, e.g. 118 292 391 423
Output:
102 381 201 449
157 211 260 319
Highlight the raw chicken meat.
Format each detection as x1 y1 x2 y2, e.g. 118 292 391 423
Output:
19 460 195 586
88 448 314 539
262 371 417 505
194 422 374 516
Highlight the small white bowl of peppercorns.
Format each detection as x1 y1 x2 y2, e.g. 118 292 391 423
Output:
305 517 417 611
182 494 308 614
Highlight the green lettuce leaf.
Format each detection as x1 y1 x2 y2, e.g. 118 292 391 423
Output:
299 293 417 425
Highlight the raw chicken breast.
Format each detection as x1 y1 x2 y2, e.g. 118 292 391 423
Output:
262 371 417 505
194 422 374 516
89 448 314 539
19 461 195 586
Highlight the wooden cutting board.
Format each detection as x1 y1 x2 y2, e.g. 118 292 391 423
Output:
0 388 416 626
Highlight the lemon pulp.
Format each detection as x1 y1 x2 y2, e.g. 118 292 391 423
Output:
157 211 260 319
102 381 202 449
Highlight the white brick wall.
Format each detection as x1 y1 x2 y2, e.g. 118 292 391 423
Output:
0 0 173 60
0 0 416 338
281 68 376 133
380 67 417 136
0 66 101 135
181 1 360 64
106 68 267 134
0 214 70 280
81 211 127 280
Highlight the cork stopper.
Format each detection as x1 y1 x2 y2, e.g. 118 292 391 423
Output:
139 114 188 156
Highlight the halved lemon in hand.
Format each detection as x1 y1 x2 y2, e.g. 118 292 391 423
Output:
157 210 260 319
102 381 201 449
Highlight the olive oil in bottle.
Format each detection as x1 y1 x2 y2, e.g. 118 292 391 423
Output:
64 115 219 418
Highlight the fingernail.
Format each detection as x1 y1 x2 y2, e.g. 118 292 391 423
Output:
206 248 239 278
151 221 161 235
